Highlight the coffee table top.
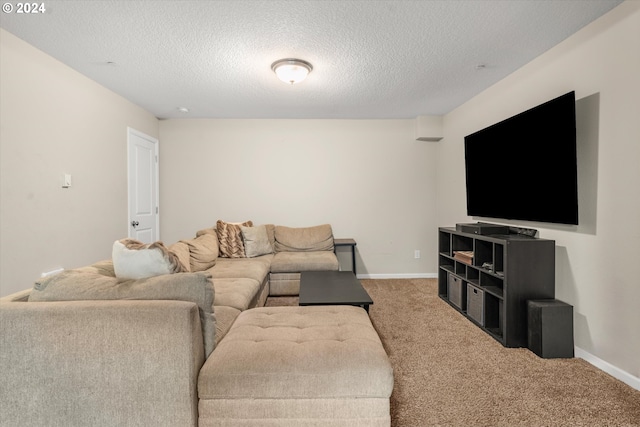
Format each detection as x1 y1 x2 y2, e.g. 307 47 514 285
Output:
299 271 373 307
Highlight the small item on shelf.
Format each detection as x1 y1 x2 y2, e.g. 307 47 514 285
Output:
453 250 474 264
482 262 493 270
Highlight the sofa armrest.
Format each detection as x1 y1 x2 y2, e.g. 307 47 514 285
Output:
0 288 31 302
0 299 204 427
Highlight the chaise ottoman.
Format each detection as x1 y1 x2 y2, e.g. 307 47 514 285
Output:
198 306 394 426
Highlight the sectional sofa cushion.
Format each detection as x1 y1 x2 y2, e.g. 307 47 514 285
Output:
28 269 217 357
268 272 301 296
270 251 340 273
212 278 261 311
274 224 335 252
208 256 273 284
180 233 219 271
217 220 253 258
240 225 273 258
112 239 185 280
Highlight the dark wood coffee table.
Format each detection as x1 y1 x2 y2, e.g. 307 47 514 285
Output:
299 271 373 312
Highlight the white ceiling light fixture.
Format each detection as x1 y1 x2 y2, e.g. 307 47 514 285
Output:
271 58 313 85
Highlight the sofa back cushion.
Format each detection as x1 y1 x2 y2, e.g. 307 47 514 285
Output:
28 269 217 358
180 233 219 271
274 224 335 252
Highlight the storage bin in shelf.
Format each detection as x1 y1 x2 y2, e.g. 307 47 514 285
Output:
448 274 465 310
466 284 484 325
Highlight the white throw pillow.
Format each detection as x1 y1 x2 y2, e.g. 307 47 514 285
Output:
112 239 175 280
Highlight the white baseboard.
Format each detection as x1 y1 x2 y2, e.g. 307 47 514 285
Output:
575 346 640 391
356 273 438 279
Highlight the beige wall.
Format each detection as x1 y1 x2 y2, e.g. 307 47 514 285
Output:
158 118 438 277
437 2 640 381
0 29 159 296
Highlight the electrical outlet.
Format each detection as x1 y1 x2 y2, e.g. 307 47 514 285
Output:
414 250 421 259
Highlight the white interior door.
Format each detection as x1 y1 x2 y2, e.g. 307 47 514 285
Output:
128 128 159 243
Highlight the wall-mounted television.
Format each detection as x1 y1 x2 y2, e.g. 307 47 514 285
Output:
464 91 578 225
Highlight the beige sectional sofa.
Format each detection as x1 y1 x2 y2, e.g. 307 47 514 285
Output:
0 223 394 426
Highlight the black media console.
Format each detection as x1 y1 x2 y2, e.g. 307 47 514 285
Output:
438 226 555 348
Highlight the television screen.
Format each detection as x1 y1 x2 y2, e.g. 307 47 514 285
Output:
464 91 578 225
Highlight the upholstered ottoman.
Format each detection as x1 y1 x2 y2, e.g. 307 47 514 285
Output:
198 306 394 427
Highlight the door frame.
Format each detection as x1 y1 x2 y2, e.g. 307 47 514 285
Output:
127 127 160 240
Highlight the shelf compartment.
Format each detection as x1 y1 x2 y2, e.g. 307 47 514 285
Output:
466 267 480 286
452 234 473 253
482 286 503 299
484 294 503 339
439 255 454 272
438 269 448 297
439 231 452 256
454 261 468 276
494 244 504 273
480 271 504 298
474 239 493 268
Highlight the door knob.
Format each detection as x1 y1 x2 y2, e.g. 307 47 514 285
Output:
131 221 139 227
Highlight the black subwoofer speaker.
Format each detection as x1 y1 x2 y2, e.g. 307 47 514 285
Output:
528 299 574 358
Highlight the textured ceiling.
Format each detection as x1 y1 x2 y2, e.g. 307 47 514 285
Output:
0 0 623 119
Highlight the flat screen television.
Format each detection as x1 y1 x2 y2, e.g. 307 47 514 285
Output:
464 91 578 225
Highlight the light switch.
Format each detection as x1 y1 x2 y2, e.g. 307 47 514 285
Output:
62 174 72 188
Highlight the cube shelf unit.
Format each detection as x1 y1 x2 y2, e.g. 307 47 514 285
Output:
438 227 556 347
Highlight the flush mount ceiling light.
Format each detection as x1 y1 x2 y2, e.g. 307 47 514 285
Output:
271 58 313 85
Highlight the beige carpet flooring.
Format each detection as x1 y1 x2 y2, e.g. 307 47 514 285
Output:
265 278 640 427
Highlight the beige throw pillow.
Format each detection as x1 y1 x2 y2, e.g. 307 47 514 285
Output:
241 225 273 258
216 220 253 258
